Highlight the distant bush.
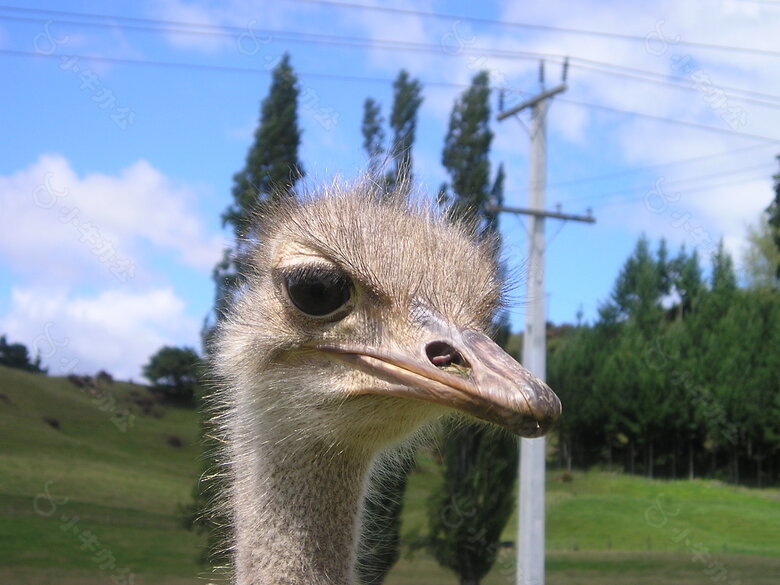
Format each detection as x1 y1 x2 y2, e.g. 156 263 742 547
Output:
43 416 60 430
142 346 202 406
0 335 45 374
128 390 162 417
67 374 91 389
96 370 114 385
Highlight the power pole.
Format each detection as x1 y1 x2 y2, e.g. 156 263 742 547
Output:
494 60 594 585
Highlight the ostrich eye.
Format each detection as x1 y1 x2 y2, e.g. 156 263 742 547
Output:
284 267 352 317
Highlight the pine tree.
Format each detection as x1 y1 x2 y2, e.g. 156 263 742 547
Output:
427 71 516 585
767 155 780 278
696 242 744 481
599 238 675 474
744 210 780 290
608 236 667 331
487 162 505 235
670 247 704 318
224 53 304 238
547 321 605 471
711 240 737 293
546 236 780 482
664 247 705 478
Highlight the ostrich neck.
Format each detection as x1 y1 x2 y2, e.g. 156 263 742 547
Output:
232 433 373 585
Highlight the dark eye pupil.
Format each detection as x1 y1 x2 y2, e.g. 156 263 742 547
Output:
285 269 351 317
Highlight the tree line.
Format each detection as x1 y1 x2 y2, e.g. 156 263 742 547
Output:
549 237 780 487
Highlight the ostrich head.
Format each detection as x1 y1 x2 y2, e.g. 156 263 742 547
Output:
211 178 561 585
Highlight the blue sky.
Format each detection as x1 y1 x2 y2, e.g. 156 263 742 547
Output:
1 0 778 379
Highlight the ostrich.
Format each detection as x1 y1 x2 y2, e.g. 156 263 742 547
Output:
210 177 561 585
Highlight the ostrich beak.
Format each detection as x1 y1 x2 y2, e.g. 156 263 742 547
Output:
317 328 561 438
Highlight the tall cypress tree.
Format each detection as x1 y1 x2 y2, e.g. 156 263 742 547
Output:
225 53 304 237
356 74 423 585
427 71 516 585
441 71 494 231
427 424 517 585
195 53 304 569
209 53 304 336
386 70 423 191
362 97 385 177
356 454 415 585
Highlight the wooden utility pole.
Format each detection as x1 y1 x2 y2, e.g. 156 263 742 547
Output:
494 61 594 585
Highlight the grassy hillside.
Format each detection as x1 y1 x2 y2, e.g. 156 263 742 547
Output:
0 365 206 583
1 365 779 584
402 451 780 556
393 452 780 584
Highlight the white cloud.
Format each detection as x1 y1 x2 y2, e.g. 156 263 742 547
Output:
0 154 222 381
151 0 234 52
492 0 780 157
0 154 224 286
687 176 774 259
149 0 293 53
344 0 442 72
593 172 774 273
0 286 199 380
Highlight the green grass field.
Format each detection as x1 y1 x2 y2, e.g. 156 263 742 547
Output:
2 365 779 584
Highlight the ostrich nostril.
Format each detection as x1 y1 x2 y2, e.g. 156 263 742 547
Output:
426 341 469 369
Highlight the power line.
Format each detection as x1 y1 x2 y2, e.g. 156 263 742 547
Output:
595 171 773 209
0 12 473 56
0 14 613 79
728 0 780 5
0 12 569 89
541 140 779 191
3 6 780 107
570 55 780 104
5 48 778 143
4 7 773 213
0 4 241 32
556 161 775 205
559 97 779 141
284 0 780 59
0 48 469 88
575 169 773 209
567 60 780 109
